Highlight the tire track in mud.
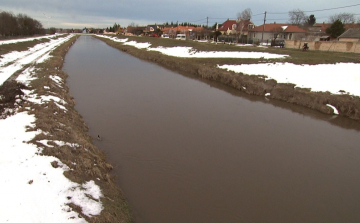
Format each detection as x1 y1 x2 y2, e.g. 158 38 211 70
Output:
0 35 74 87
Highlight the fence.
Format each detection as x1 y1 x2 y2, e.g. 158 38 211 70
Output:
218 36 254 44
285 40 360 53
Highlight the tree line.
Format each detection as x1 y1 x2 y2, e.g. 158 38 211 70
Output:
0 11 43 37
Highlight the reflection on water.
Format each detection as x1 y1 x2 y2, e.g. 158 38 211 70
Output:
64 36 360 223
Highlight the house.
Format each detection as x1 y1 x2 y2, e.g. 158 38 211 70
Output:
126 26 145 36
144 25 164 36
307 22 360 41
338 28 360 42
161 25 204 39
248 22 307 42
236 19 255 36
218 19 237 35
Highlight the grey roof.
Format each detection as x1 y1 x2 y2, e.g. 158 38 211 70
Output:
338 28 360 39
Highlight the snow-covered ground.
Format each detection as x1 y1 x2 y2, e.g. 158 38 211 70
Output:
0 35 74 86
0 34 63 46
147 46 288 59
1 35 104 222
2 34 358 221
218 63 360 97
98 35 360 98
97 35 288 59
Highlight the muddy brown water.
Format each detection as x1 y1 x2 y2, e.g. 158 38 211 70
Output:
64 36 360 223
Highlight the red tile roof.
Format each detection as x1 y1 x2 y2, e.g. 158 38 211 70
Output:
219 19 237 31
236 19 254 32
313 22 360 33
161 26 204 33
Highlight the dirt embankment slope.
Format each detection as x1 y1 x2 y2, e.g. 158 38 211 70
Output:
1 36 132 222
96 36 360 122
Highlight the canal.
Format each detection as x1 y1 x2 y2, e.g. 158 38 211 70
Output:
64 35 360 223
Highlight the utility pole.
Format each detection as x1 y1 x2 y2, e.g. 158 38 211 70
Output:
205 17 209 40
261 11 266 43
43 13 51 34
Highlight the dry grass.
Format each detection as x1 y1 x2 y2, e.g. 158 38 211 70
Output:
0 80 27 118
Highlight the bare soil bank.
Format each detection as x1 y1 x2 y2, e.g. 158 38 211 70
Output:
96 36 360 122
0 36 132 222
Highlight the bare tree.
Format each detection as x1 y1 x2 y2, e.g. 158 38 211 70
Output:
271 27 284 40
0 11 18 36
329 13 355 23
288 9 307 25
0 11 43 37
129 22 137 27
237 8 252 22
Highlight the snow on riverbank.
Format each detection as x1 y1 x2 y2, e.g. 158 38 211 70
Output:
147 46 288 58
96 35 288 59
1 36 104 222
0 34 63 45
0 112 103 222
98 35 360 98
0 34 74 86
218 63 360 97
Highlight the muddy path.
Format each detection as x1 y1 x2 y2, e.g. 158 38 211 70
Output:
95 36 360 122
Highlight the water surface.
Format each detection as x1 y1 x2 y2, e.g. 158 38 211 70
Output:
64 36 360 223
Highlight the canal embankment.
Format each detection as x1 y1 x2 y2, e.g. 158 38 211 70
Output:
63 35 360 223
95 35 360 122
0 35 132 223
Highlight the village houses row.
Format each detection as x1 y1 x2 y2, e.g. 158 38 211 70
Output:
123 19 360 43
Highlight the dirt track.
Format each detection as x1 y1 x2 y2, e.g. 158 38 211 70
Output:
96 36 360 122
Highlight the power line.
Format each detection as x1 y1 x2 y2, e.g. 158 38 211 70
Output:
208 17 236 20
252 13 265 17
178 3 360 26
268 3 360 14
188 18 207 23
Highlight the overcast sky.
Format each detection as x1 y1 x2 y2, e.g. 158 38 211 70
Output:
1 0 360 29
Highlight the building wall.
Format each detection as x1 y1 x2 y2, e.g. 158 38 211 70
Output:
285 40 360 53
338 38 359 42
250 32 274 41
250 32 306 42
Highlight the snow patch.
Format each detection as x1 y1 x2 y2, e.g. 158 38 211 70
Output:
218 62 360 97
148 46 287 59
123 41 151 49
0 112 103 222
326 104 339 115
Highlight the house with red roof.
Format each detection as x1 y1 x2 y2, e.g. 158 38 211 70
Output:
248 22 307 42
218 19 238 35
161 26 204 39
236 19 255 36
